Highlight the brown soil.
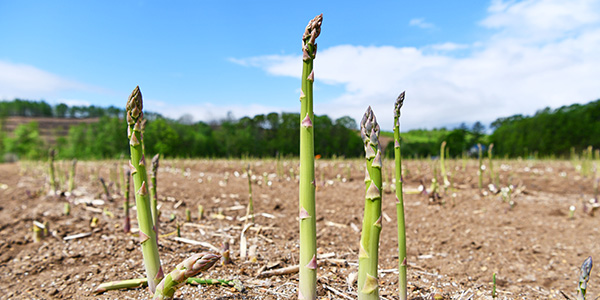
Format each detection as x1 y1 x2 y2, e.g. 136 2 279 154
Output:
0 158 598 299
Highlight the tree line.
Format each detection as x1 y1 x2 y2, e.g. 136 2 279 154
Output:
2 98 599 161
0 99 364 160
489 99 600 157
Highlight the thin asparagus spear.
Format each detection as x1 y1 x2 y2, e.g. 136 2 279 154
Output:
126 86 163 292
299 13 323 300
150 154 160 234
394 92 407 300
68 159 76 193
95 276 238 294
123 169 131 233
153 253 220 300
246 165 254 224
48 149 57 194
358 106 383 300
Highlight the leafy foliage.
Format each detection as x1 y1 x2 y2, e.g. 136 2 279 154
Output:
490 100 600 157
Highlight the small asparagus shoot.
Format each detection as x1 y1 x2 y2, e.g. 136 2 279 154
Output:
126 86 163 292
152 253 220 300
440 141 450 188
298 13 322 300
394 92 407 300
358 106 383 300
577 256 593 300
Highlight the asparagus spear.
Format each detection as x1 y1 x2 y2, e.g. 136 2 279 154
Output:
358 106 383 300
68 159 76 193
95 276 239 294
246 165 254 224
150 153 160 234
394 92 407 300
152 252 220 300
299 13 322 300
126 86 163 292
123 169 131 233
48 149 57 194
577 256 593 300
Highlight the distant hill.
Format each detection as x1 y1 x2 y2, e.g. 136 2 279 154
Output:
2 116 100 145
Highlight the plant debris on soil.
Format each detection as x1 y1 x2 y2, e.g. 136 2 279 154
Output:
1 158 598 299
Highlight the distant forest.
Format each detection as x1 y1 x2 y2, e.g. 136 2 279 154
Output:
0 98 599 161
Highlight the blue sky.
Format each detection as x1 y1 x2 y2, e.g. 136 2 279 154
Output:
1 0 599 131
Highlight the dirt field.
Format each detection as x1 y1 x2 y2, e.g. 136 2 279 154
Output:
0 158 598 299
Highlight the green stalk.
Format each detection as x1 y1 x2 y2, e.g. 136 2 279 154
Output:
150 154 160 233
48 149 56 193
126 86 163 292
488 143 498 188
124 169 131 233
246 165 254 223
298 13 322 300
440 141 449 188
492 273 497 299
394 92 407 300
95 275 234 295
577 256 593 300
358 107 383 300
68 159 76 193
477 143 483 193
153 253 220 300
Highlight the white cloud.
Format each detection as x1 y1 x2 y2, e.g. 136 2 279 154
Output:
0 60 93 100
232 0 600 131
409 18 435 29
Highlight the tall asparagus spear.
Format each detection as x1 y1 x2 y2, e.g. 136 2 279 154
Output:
152 252 220 300
150 153 160 236
358 107 383 300
298 13 322 300
126 86 163 292
394 92 407 300
246 165 255 224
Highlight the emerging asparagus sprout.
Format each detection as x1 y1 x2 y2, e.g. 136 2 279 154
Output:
358 106 383 300
440 141 450 188
298 13 322 300
126 86 163 292
394 92 407 300
577 256 593 300
477 143 484 193
152 253 221 300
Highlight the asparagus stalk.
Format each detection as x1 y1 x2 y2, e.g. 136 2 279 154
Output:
440 141 450 188
68 159 76 193
48 149 57 194
394 92 407 300
152 252 221 300
477 143 483 193
126 86 163 292
358 106 383 300
124 169 131 233
150 154 160 233
95 275 237 294
95 278 147 293
246 165 255 224
577 256 593 300
298 13 322 300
